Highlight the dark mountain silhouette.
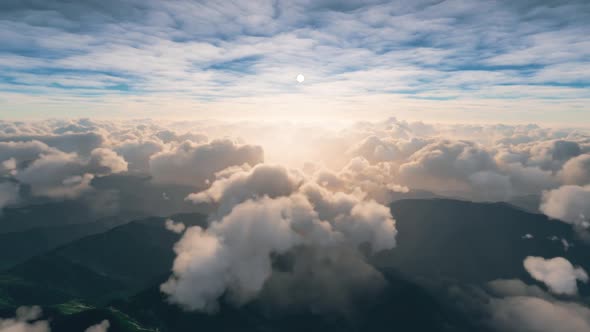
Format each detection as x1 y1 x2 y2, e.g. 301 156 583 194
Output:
0 216 125 270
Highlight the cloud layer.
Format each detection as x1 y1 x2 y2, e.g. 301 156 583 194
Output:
0 117 588 228
0 0 589 122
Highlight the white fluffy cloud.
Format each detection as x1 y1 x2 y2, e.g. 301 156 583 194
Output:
162 164 397 312
396 140 501 196
13 148 127 199
0 117 588 226
540 185 590 227
0 141 58 167
0 132 105 156
523 256 588 295
560 155 590 186
164 219 186 234
149 139 264 186
114 140 164 173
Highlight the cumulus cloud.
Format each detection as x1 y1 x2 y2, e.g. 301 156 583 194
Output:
0 306 49 332
13 148 126 199
523 256 588 295
0 132 105 156
0 141 58 168
84 320 110 332
396 140 501 197
0 117 588 227
114 140 163 173
88 148 128 175
540 185 590 227
162 163 397 312
560 155 590 185
149 139 264 186
164 219 186 234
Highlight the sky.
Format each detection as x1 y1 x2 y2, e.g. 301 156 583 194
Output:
0 0 589 124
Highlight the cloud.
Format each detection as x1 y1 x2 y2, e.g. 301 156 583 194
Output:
396 140 500 196
162 163 397 312
88 148 128 175
14 151 95 199
84 320 110 332
479 279 590 332
149 139 264 186
0 141 58 168
560 154 590 186
113 140 163 173
0 306 49 332
186 164 303 217
490 296 590 332
164 219 186 234
540 185 590 227
0 117 588 226
523 256 588 295
14 147 126 199
0 1 589 122
0 133 105 156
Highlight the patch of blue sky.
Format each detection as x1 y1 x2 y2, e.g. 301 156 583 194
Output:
445 64 545 72
205 55 263 74
19 67 134 79
409 95 458 101
47 82 131 92
0 47 81 60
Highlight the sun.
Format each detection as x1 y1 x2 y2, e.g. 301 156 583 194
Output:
296 74 305 83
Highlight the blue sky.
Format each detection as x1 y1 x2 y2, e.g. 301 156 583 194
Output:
0 0 589 124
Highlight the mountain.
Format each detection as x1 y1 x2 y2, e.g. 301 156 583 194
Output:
108 269 486 332
0 213 207 307
1 198 588 331
90 174 207 217
507 194 542 213
375 199 590 289
0 201 104 234
0 217 125 270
